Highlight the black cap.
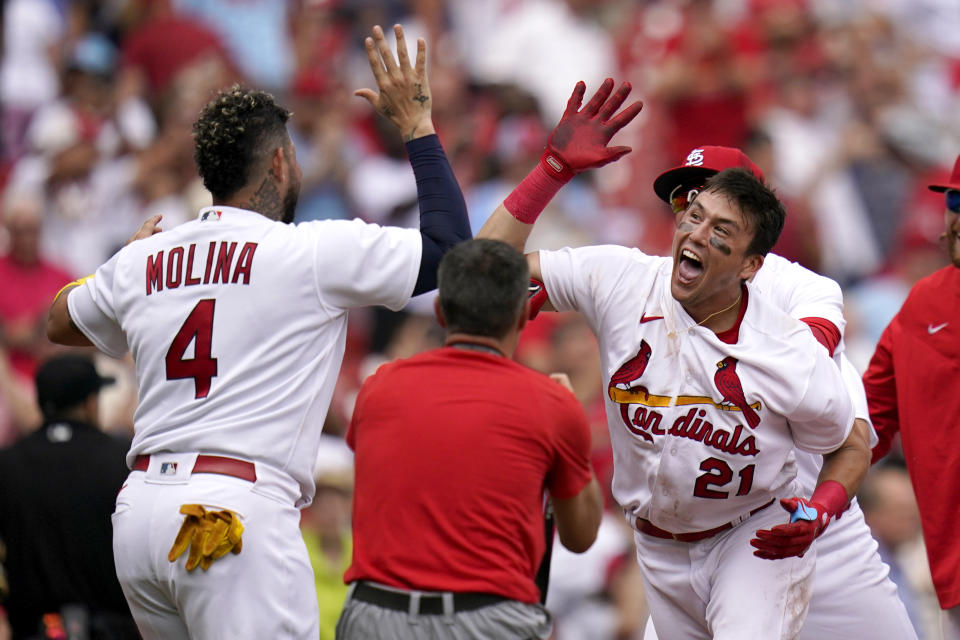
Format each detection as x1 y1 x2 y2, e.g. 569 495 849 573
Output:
35 354 115 417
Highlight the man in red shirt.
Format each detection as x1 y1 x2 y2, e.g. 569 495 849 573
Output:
0 192 73 380
339 239 603 640
863 153 960 638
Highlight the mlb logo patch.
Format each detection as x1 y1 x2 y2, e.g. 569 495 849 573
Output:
200 210 223 222
160 462 179 475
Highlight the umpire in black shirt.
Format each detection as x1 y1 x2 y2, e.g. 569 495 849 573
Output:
0 354 138 639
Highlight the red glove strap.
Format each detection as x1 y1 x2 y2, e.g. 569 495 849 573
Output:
810 480 848 518
540 148 577 182
503 155 571 224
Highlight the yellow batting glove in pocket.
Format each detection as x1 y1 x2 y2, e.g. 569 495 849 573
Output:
168 504 244 571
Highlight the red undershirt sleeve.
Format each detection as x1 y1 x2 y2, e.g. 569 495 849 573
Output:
800 316 841 357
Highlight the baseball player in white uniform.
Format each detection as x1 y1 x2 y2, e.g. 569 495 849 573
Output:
641 147 917 640
46 25 470 639
477 83 873 637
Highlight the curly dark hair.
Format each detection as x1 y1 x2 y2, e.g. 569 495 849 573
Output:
193 85 291 200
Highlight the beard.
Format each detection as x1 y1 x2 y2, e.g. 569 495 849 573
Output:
281 167 300 223
281 145 301 224
281 184 299 224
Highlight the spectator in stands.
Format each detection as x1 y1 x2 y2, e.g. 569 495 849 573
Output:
859 463 930 639
302 434 354 640
0 190 72 380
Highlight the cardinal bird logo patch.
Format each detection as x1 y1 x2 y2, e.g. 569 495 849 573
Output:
608 341 657 442
610 341 653 390
714 357 761 428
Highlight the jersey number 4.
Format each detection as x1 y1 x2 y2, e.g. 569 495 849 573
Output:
165 299 218 399
693 457 755 499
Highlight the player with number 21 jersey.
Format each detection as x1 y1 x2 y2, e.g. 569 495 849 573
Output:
540 245 854 534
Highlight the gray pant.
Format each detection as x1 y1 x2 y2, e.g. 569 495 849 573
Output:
335 583 553 640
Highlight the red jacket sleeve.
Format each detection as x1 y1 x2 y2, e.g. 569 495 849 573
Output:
863 322 899 463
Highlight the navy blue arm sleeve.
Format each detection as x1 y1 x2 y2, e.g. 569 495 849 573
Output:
406 134 472 295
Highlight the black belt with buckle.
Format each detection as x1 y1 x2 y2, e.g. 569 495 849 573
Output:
352 581 508 615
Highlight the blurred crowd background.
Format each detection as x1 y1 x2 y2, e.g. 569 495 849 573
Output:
1 0 958 638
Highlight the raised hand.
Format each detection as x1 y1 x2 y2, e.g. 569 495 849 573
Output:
354 24 435 142
543 79 644 179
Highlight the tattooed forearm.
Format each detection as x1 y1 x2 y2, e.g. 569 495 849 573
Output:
245 177 283 221
381 104 395 118
412 84 429 108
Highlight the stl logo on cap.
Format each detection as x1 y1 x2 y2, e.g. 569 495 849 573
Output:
685 149 705 167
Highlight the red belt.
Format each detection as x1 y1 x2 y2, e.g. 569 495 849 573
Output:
132 454 257 483
636 499 775 542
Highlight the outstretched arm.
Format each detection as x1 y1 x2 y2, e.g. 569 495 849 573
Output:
477 79 643 253
355 24 470 295
479 79 642 314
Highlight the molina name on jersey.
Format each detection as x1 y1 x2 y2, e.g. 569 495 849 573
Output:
144 241 258 295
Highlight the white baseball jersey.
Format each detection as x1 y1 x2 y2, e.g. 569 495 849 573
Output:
634 250 917 640
68 206 421 506
540 245 854 533
750 253 845 336
749 252 879 492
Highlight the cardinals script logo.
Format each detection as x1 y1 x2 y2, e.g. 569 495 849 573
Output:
607 347 762 456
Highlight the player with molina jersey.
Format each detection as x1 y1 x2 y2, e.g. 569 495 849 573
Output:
70 209 421 500
477 81 871 636
644 146 916 640
46 25 470 640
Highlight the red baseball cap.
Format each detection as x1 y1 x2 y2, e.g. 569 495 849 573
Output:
653 146 766 203
927 154 960 192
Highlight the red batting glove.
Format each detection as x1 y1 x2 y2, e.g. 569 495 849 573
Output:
749 481 848 560
504 80 643 224
543 79 644 180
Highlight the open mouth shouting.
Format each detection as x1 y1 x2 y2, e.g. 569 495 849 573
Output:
676 247 704 286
